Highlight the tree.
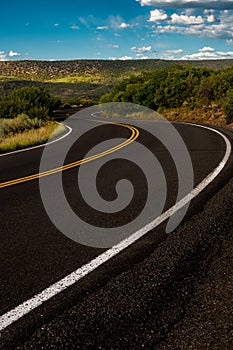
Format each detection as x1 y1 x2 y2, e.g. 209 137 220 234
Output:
224 89 233 124
0 87 61 119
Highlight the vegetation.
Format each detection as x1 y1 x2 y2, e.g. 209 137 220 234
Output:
0 86 61 119
224 89 233 124
101 65 233 124
1 60 233 146
1 59 233 101
1 59 233 82
61 96 95 109
0 88 64 153
0 120 65 153
0 113 46 139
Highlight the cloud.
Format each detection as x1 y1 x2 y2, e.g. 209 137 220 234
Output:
154 19 233 39
131 45 152 53
109 44 119 49
157 49 184 60
119 22 132 29
170 13 204 24
206 14 215 22
119 56 133 60
183 51 233 59
148 9 168 22
97 26 109 30
199 46 215 51
136 0 233 10
54 23 59 27
181 48 233 59
0 50 21 60
143 5 233 39
71 25 79 30
0 51 7 61
164 49 184 53
8 50 21 57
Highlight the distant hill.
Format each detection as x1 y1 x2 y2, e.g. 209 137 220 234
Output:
1 59 233 100
1 59 233 81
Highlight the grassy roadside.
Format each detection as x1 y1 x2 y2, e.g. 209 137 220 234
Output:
0 120 65 153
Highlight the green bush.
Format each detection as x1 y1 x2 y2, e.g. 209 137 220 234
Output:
224 89 233 124
62 96 95 108
0 87 61 119
100 65 232 113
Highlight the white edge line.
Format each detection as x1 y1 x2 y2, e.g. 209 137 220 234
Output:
0 123 231 332
0 123 72 157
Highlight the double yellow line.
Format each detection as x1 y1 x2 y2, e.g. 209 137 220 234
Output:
0 122 139 189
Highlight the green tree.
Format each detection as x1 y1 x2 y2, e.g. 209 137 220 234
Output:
224 89 233 124
0 87 61 119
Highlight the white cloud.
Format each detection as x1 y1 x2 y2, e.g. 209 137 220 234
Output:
131 45 152 53
8 50 20 57
136 0 233 9
71 25 79 30
54 23 59 27
154 20 233 39
206 14 215 22
170 13 204 24
199 46 215 52
109 44 119 49
0 51 7 61
181 49 233 60
119 56 133 60
97 26 109 30
164 49 183 54
0 50 21 60
148 9 168 22
157 49 183 60
119 22 132 29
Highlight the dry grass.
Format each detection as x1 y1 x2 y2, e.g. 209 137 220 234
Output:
103 104 233 129
162 105 233 128
0 122 65 153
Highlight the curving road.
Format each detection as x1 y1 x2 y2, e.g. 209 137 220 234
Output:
0 108 232 349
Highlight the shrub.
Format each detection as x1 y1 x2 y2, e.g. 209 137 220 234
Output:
224 89 233 124
62 97 95 108
0 114 46 140
0 87 61 119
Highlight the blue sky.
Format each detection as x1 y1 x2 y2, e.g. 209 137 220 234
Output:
1 0 233 61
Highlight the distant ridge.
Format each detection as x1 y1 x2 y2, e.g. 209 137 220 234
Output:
1 59 233 82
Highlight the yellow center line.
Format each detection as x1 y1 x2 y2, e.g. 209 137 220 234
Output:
0 122 140 189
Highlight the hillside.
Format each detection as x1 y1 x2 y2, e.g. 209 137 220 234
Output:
1 59 233 81
1 59 233 101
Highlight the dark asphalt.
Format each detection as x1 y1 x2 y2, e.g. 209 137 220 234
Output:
0 110 232 349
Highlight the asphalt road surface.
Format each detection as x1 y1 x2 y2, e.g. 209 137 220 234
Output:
0 108 232 349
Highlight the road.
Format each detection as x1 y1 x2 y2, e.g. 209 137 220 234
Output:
0 108 232 349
